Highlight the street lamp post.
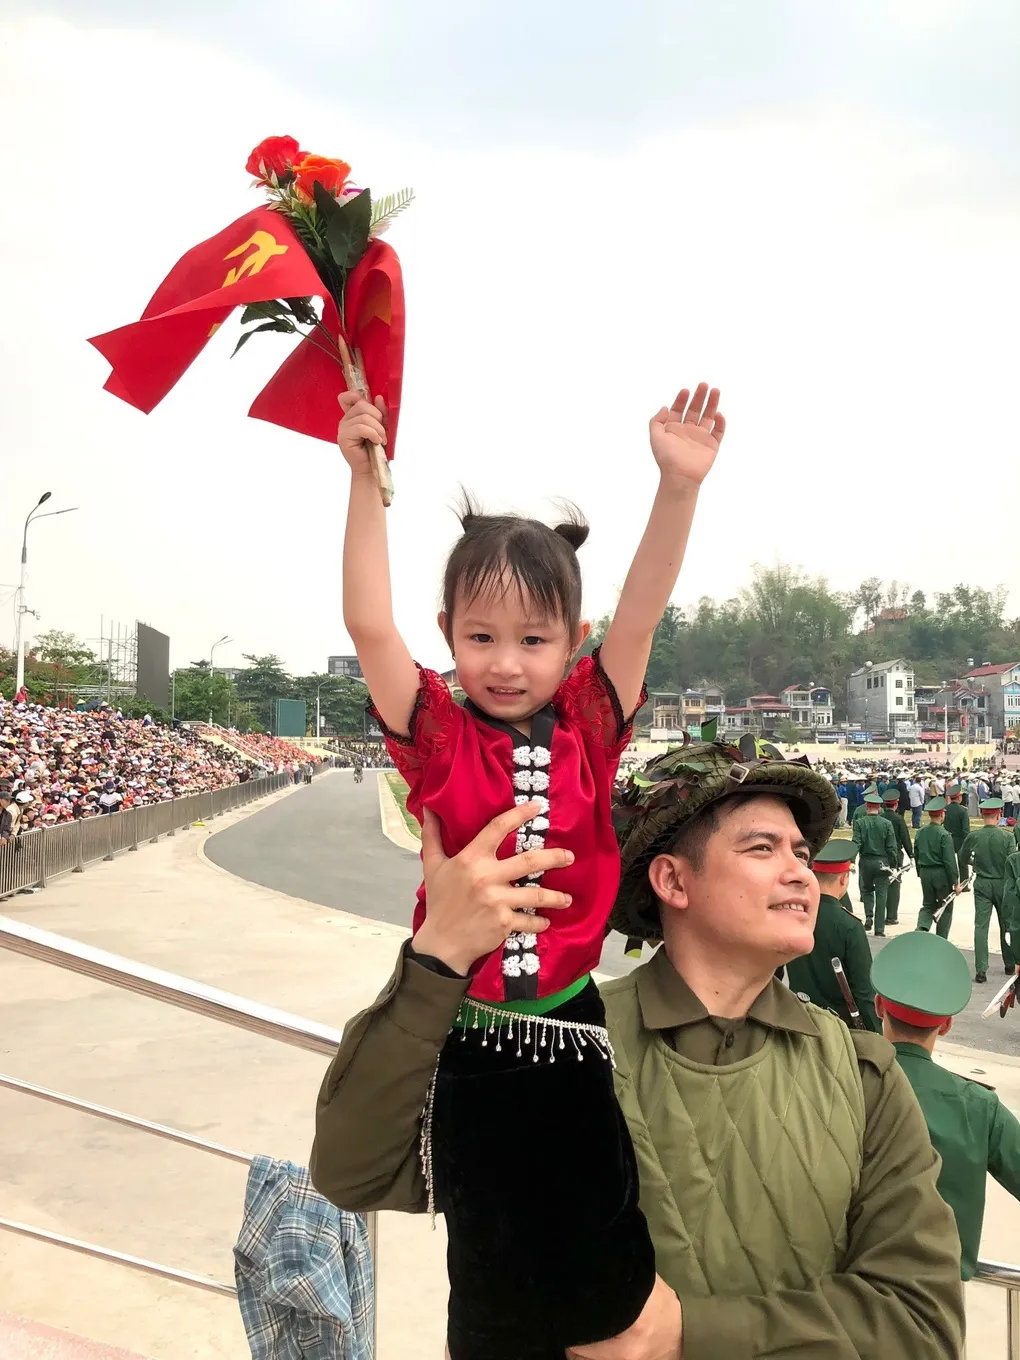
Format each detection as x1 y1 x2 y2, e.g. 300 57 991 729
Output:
208 635 233 725
14 493 79 694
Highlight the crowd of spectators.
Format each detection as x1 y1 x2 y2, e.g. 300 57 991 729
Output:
0 696 264 832
199 728 322 773
326 738 395 770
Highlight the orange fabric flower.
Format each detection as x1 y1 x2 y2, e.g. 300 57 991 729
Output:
292 154 352 201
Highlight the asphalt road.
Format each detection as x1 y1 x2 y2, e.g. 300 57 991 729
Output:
207 771 1019 1059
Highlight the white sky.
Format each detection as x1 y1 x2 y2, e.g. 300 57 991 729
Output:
1 2 1017 677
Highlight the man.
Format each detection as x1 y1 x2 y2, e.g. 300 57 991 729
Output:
960 797 1017 984
942 785 970 883
1004 842 1020 958
785 839 879 1031
881 788 913 926
872 932 1020 1280
850 781 879 825
310 741 964 1358
908 776 926 828
915 797 962 939
852 790 897 934
835 777 848 829
0 781 19 845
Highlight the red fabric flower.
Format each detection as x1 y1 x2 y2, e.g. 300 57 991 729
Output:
292 153 352 201
246 135 301 181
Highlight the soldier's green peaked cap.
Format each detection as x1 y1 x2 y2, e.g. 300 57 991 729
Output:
871 931 972 1020
863 791 883 805
948 785 962 796
883 790 900 804
812 839 859 869
610 734 839 944
980 797 1005 811
924 796 947 813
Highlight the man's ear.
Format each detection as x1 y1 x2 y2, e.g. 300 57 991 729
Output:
874 995 888 1020
648 852 690 914
939 1016 953 1037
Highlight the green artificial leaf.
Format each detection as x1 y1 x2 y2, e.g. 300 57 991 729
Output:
239 300 291 325
285 295 319 326
231 318 297 357
314 182 372 273
370 187 414 231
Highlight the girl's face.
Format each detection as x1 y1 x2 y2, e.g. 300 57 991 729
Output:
440 586 588 728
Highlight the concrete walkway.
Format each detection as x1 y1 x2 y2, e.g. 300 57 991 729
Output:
1 773 1017 1357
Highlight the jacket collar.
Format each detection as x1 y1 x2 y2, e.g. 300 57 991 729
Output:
636 943 820 1037
892 1041 933 1062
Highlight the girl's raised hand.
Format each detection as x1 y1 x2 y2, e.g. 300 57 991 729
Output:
648 383 725 487
337 391 387 475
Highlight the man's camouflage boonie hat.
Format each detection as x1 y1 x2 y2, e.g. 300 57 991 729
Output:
610 730 840 944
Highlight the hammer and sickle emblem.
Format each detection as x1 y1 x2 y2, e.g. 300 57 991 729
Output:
221 230 288 288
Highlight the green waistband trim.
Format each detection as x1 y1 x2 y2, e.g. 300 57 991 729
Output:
455 973 591 1025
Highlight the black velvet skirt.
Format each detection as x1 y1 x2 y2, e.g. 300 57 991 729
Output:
431 981 656 1360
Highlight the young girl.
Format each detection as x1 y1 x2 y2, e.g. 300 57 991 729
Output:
338 383 724 1360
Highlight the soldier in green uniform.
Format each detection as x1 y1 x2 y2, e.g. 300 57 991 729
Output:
942 785 970 881
872 932 1020 1280
785 840 879 1030
851 783 879 826
1004 845 1020 960
852 790 898 934
915 797 961 939
881 788 913 926
960 797 1017 984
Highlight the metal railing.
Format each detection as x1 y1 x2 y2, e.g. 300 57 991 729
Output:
0 770 302 899
0 914 376 1349
1 911 1017 1355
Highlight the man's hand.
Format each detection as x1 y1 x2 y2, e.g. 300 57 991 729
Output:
337 391 386 476
567 1276 683 1360
412 802 574 976
648 383 724 488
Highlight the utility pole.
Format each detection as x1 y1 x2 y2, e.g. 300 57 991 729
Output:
15 493 78 694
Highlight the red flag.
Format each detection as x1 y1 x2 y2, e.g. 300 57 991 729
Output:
249 239 405 455
88 208 325 414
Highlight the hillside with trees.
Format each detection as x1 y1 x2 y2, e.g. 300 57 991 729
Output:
587 564 1019 719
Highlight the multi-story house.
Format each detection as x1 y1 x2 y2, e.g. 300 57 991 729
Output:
779 685 835 729
723 695 792 734
915 682 991 744
963 662 1020 739
847 659 915 736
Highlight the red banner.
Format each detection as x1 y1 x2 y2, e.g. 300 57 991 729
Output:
249 239 405 455
89 212 405 455
89 208 324 414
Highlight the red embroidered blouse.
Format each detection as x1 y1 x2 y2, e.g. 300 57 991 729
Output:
371 648 643 1003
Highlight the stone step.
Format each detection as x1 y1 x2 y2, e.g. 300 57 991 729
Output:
0 1313 150 1360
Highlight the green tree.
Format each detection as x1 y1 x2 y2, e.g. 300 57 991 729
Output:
776 718 803 747
291 673 369 736
235 654 294 732
171 664 246 727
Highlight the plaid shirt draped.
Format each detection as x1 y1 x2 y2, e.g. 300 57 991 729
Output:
234 1155 374 1360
